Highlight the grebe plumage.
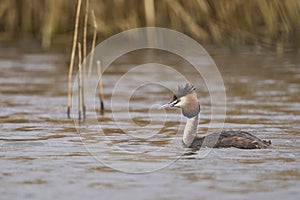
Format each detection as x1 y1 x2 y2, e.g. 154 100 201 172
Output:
160 83 271 149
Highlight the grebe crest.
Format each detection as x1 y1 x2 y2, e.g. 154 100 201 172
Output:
161 83 200 118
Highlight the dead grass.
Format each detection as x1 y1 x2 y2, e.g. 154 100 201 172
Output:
0 0 299 50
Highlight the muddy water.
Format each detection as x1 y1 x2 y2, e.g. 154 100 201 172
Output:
0 46 299 200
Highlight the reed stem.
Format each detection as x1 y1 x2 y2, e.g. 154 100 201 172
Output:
78 42 83 123
67 0 82 118
144 0 155 26
87 10 98 95
97 60 105 115
82 0 89 119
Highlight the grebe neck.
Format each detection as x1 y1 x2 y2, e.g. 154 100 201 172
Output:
183 114 199 146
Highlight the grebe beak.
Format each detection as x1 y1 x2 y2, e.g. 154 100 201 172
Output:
160 103 172 109
160 100 177 109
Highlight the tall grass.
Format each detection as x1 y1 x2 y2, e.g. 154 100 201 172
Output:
0 0 299 51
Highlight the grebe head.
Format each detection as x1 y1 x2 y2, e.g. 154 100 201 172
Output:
160 83 200 118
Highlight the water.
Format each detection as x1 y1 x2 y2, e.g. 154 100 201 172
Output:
0 46 299 200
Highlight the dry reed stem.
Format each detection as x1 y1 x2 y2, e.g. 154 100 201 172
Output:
144 0 155 26
144 0 156 44
42 0 56 49
67 0 82 118
96 60 104 115
82 0 89 119
78 42 83 123
87 10 98 95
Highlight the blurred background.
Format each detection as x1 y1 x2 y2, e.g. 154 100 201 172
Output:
0 0 300 52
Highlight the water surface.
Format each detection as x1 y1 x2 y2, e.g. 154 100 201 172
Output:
0 46 299 200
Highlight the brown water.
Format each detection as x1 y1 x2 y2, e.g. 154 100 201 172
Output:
0 46 299 200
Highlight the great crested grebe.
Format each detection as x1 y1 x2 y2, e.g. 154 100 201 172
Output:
160 83 271 149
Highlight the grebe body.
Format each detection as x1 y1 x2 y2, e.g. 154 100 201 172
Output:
160 83 271 149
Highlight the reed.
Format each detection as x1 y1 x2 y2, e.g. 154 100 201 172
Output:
82 0 89 119
86 10 98 95
96 60 105 115
77 42 83 123
67 0 82 119
41 0 57 49
144 0 155 27
1 0 299 50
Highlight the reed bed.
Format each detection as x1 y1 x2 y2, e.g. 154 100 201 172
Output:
67 0 103 121
0 0 299 50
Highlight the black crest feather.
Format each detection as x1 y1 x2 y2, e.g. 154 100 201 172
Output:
174 83 195 99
